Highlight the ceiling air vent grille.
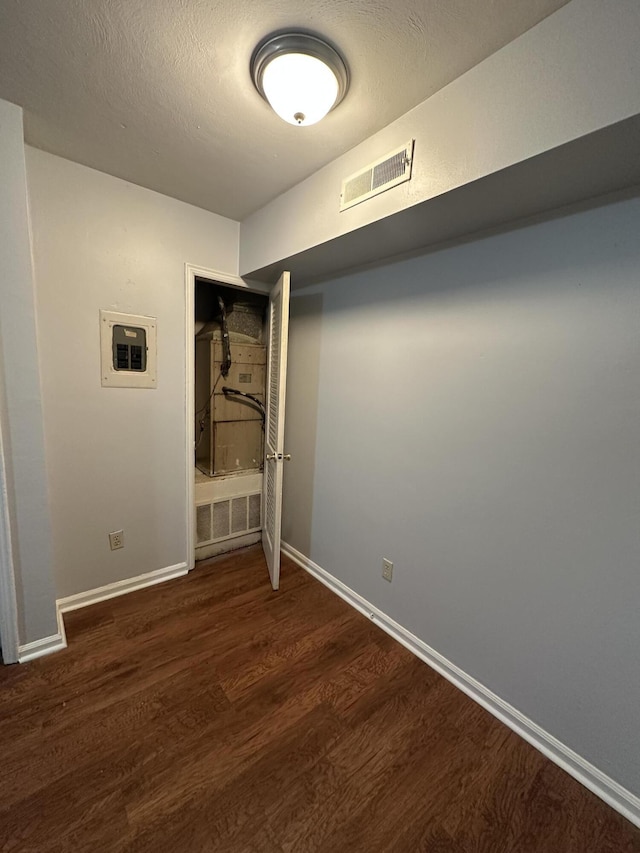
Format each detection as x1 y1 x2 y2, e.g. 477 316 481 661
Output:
340 140 414 212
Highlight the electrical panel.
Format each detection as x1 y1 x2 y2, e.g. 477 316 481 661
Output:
100 310 157 388
112 325 147 372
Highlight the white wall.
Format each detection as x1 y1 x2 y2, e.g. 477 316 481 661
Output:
282 194 640 799
0 100 58 646
240 0 640 278
26 148 240 599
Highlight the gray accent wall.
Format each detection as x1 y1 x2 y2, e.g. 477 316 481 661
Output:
282 194 640 797
281 291 323 555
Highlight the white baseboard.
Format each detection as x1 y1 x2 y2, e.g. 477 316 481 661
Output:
18 562 188 664
18 632 67 664
18 599 68 663
281 541 640 830
57 562 189 615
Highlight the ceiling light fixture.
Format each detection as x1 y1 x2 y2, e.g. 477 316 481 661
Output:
251 32 349 127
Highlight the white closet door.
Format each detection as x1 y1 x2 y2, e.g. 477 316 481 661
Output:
262 271 290 590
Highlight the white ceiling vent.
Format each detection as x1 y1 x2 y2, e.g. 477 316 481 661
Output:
340 140 414 212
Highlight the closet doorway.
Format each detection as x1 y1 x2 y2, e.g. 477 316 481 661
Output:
185 265 290 590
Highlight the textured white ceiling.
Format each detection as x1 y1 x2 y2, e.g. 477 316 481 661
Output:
0 0 569 220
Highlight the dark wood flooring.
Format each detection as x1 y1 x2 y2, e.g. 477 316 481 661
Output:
1 545 639 852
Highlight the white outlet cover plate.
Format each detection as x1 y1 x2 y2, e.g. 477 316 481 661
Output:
109 530 124 550
383 558 393 581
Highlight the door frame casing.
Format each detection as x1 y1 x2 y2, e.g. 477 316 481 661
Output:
184 264 271 569
0 401 20 664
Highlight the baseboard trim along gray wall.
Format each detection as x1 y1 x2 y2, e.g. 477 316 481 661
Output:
18 606 67 663
18 562 189 663
282 541 640 830
18 634 67 663
56 562 189 615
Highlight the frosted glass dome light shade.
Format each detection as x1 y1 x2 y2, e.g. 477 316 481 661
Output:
251 33 349 127
262 53 338 126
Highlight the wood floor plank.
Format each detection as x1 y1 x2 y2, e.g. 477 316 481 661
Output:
0 544 638 852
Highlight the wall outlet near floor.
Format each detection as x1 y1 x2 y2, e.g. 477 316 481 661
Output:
109 530 124 551
382 558 393 582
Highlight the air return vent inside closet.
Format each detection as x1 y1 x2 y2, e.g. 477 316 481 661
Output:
196 493 262 546
340 140 414 212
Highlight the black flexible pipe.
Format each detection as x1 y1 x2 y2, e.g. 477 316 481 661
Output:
217 295 231 377
222 386 265 422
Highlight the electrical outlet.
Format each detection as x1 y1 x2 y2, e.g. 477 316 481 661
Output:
382 558 393 582
109 530 124 551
